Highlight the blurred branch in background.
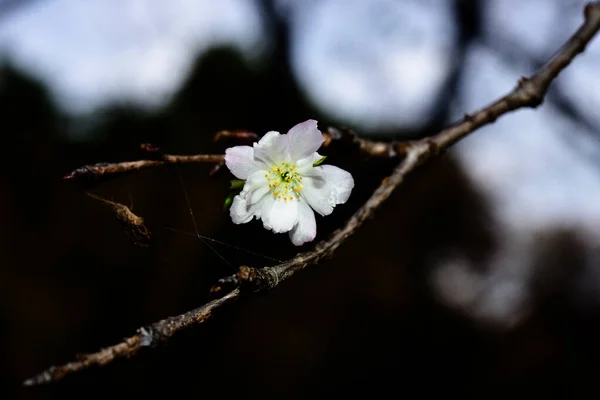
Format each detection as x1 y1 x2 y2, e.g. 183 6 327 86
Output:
0 0 40 23
483 34 600 159
23 1 600 388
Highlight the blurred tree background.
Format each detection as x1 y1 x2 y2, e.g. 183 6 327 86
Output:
2 0 600 398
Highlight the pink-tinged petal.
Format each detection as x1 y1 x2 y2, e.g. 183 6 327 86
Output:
225 146 266 180
253 131 288 165
287 120 325 161
301 175 336 216
289 198 317 246
295 152 323 172
319 165 354 204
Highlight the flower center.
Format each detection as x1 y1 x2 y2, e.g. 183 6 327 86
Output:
265 161 303 201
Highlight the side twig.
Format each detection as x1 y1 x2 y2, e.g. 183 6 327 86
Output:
26 2 600 386
64 129 408 187
323 126 408 159
64 154 225 186
86 193 152 248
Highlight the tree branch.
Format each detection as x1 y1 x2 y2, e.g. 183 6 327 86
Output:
64 128 408 187
64 153 225 186
26 2 600 386
22 289 241 387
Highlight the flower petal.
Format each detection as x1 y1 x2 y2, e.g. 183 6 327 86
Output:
263 196 298 233
253 131 288 165
287 119 325 161
245 170 270 205
260 194 275 230
225 146 266 180
295 152 324 172
301 175 335 216
230 190 258 224
289 198 317 246
300 165 354 216
250 185 270 205
319 165 354 204
230 169 272 224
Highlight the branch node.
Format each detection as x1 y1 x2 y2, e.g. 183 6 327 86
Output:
210 265 263 295
138 326 160 348
517 76 544 106
425 138 440 156
517 76 529 87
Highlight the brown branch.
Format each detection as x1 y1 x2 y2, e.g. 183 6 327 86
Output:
322 126 408 159
26 2 600 386
64 154 226 186
22 289 240 387
64 128 405 187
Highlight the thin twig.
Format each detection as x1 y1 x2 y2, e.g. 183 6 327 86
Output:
86 193 152 248
64 154 225 186
323 126 408 159
26 2 600 386
64 128 406 186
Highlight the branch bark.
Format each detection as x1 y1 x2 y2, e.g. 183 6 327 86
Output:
86 193 152 248
64 153 225 186
22 289 240 386
63 128 407 187
25 1 600 387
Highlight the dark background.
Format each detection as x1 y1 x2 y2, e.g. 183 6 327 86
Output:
2 0 600 398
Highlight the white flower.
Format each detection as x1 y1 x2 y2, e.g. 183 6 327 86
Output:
225 120 354 246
